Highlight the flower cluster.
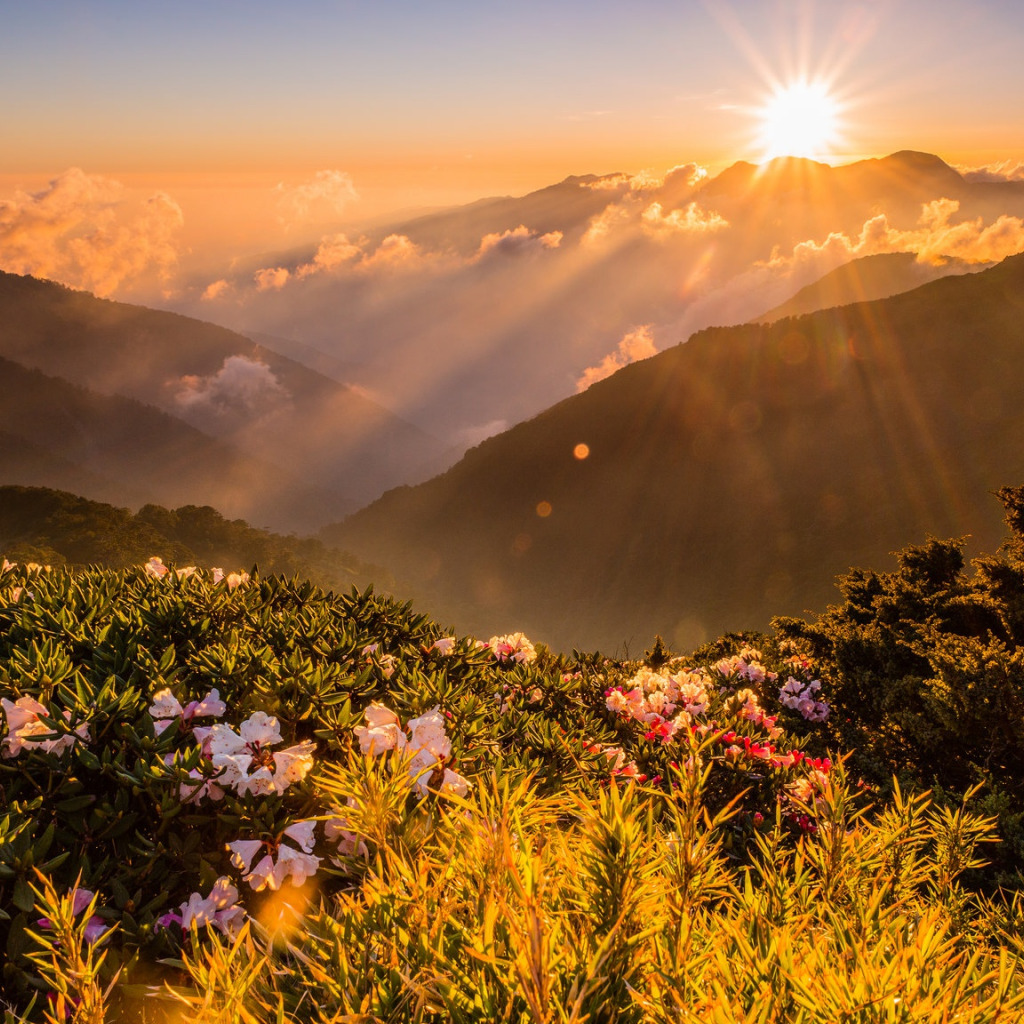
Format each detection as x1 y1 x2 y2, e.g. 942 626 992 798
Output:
354 703 471 797
605 665 713 743
143 557 248 589
228 821 320 891
157 877 245 936
778 658 830 722
713 646 778 686
207 712 316 798
486 632 537 665
1 696 90 758
149 688 226 735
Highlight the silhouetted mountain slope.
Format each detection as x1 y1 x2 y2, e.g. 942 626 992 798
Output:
329 253 1024 654
756 252 983 323
0 272 447 513
0 485 388 591
0 356 343 529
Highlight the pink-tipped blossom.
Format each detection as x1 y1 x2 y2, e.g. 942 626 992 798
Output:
2 696 89 758
208 712 315 797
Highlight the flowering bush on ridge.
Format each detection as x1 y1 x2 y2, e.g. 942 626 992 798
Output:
1 552 1023 1021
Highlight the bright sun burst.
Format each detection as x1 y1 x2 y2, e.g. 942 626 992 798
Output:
756 80 841 161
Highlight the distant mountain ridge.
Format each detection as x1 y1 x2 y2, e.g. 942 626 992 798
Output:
329 252 1024 654
755 252 984 323
0 271 450 528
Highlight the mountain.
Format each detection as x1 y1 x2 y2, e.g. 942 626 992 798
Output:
327 253 1024 654
0 485 388 592
176 152 1024 449
0 356 343 529
755 252 983 323
0 272 449 524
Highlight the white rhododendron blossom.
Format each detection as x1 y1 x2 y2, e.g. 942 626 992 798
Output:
354 703 471 798
487 632 537 664
211 568 250 589
430 636 456 656
207 712 315 796
144 556 169 579
1 696 90 757
1 558 15 574
158 877 245 936
149 687 226 735
228 825 322 891
354 702 408 755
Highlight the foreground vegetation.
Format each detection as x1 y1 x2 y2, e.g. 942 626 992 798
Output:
4 488 1024 1021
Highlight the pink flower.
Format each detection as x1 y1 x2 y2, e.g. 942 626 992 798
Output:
2 696 89 758
487 632 537 664
144 556 168 579
149 688 226 735
37 888 108 944
229 833 321 891
430 636 456 656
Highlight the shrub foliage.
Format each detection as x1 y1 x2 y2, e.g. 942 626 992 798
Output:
2 491 1024 1020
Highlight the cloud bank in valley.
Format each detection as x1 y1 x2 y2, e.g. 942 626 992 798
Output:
174 355 288 415
0 168 183 296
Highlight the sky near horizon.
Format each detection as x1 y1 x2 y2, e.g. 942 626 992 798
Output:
3 0 1024 268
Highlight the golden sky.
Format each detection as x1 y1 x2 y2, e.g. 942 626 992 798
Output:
3 0 1024 272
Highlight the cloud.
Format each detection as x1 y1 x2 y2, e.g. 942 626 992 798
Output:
297 233 362 277
577 324 658 391
275 170 358 227
641 201 729 238
762 197 1024 274
959 160 1024 184
475 225 562 260
202 279 232 301
663 163 709 190
254 266 291 291
0 167 183 296
581 201 639 246
174 355 287 413
358 233 435 273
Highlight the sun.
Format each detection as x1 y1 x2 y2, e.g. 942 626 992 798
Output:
756 80 841 161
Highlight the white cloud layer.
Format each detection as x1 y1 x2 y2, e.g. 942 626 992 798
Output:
0 168 183 296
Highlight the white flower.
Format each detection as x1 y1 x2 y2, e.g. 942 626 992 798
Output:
407 707 452 760
430 636 456 656
229 837 320 891
208 712 315 796
1 558 14 574
487 632 537 664
439 767 472 798
354 703 407 756
179 877 244 936
1 696 89 757
149 687 225 734
144 556 168 579
283 819 317 853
